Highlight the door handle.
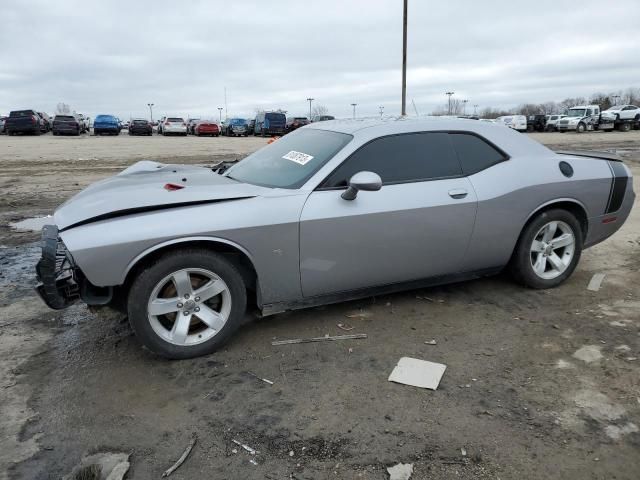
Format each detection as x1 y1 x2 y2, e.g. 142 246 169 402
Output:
448 189 468 199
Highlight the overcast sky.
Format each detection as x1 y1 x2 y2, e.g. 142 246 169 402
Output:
1 0 639 120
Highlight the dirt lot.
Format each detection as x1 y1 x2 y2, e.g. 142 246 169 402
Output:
1 130 639 479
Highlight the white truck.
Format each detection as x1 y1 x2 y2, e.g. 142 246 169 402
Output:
556 105 614 133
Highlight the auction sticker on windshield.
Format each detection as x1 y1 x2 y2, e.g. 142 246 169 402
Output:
282 150 314 166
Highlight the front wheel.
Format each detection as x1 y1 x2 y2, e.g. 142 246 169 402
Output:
127 249 247 359
576 123 586 133
510 209 582 289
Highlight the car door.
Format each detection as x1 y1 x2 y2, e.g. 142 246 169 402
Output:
299 132 478 297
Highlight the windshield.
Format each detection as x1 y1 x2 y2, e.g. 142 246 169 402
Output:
95 115 115 121
224 129 352 189
55 116 75 121
167 117 183 122
230 118 246 125
567 109 586 117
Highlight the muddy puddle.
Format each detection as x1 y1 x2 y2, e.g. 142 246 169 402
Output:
0 243 40 302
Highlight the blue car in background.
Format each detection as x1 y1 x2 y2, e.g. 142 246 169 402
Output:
93 114 121 136
254 111 286 137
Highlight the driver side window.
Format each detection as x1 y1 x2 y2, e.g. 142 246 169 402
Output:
320 132 462 188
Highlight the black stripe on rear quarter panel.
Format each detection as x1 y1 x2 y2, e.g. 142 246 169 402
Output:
605 161 629 214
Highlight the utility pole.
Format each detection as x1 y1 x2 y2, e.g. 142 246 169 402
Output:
462 99 468 115
351 103 357 119
217 107 223 124
147 103 154 122
307 98 314 120
224 87 228 120
445 91 455 115
611 94 620 105
379 106 384 118
473 104 479 115
401 0 408 116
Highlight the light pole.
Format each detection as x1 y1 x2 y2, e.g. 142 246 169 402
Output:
379 106 384 118
473 104 479 115
307 98 314 120
401 0 408 116
217 107 223 124
351 103 357 119
462 99 468 115
147 103 154 122
445 91 455 115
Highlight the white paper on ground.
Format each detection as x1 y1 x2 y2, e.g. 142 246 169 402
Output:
388 357 446 390
587 273 606 291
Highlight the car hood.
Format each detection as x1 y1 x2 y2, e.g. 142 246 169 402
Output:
55 160 269 230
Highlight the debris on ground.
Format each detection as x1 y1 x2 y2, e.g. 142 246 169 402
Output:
232 439 258 455
572 345 603 363
272 333 367 346
416 295 434 302
162 434 197 477
63 452 130 480
387 462 413 480
345 310 371 319
336 322 354 331
587 273 606 291
247 371 274 385
388 357 447 390
424 339 437 345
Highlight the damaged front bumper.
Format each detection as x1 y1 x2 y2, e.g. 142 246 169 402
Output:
35 225 80 309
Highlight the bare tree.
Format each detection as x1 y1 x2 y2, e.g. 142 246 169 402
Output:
56 102 71 115
311 105 329 118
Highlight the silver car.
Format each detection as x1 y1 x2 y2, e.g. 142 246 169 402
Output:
36 117 635 358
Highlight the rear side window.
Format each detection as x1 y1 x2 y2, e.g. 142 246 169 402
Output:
450 133 507 175
322 132 462 188
10 110 35 117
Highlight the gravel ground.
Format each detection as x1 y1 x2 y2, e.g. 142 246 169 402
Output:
1 129 639 479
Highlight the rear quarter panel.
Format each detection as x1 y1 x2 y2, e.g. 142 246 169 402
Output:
463 153 613 271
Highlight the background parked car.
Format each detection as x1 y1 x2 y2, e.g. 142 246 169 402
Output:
545 114 566 131
77 114 90 132
285 116 309 133
162 117 188 136
38 112 51 133
186 118 200 134
0 116 7 134
311 115 335 122
157 116 166 135
93 114 121 135
128 118 153 135
5 109 42 135
494 115 527 132
526 114 546 132
194 120 220 137
246 119 255 135
254 111 286 136
222 118 248 136
52 114 82 136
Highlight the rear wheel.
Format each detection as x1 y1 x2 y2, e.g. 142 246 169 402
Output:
127 249 247 359
510 209 582 289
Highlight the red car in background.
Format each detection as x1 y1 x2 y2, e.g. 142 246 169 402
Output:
194 121 220 137
285 116 309 133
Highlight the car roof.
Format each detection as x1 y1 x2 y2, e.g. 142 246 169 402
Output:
306 115 551 157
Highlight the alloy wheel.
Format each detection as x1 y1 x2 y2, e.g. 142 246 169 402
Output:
147 268 231 346
530 221 575 280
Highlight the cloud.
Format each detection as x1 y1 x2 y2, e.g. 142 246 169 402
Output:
0 0 638 119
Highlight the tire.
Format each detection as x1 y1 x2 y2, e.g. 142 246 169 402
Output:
576 123 586 133
127 249 248 359
510 209 583 289
621 122 631 132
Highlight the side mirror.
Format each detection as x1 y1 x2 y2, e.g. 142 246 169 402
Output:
341 171 382 200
